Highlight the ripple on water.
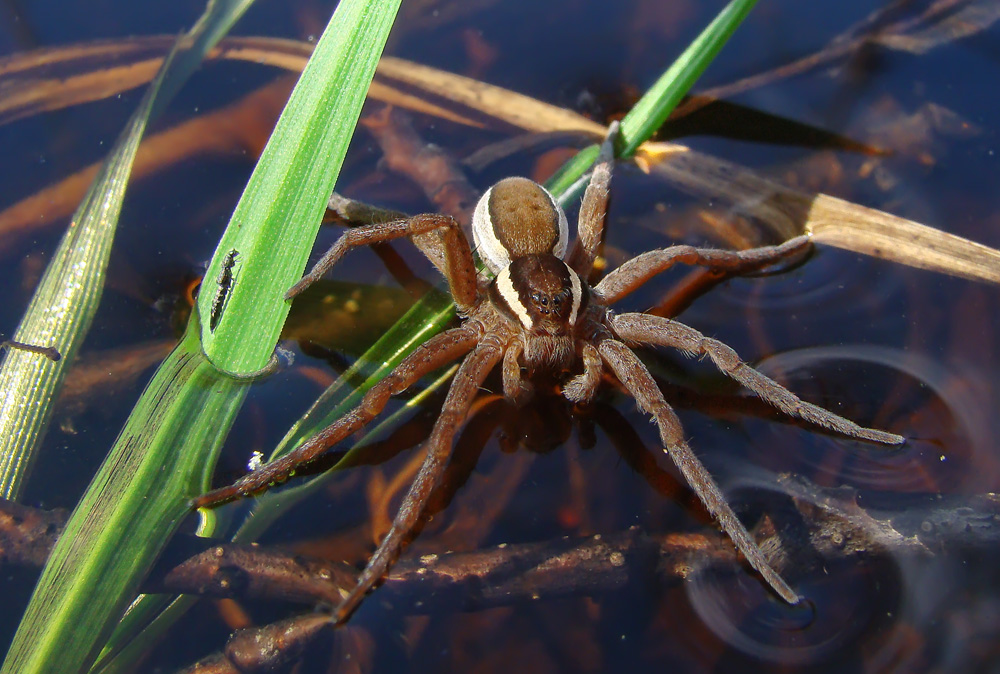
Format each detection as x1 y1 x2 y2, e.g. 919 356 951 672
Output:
683 491 905 667
691 242 906 325
746 345 990 494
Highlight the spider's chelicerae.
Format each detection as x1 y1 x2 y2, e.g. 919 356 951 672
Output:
194 122 904 621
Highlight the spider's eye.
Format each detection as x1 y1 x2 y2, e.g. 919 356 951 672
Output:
472 177 569 274
489 255 589 332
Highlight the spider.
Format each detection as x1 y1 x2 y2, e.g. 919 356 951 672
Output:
193 122 904 621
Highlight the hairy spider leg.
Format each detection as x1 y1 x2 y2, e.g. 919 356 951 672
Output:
331 339 504 624
191 327 479 509
568 121 619 278
596 337 801 604
286 213 478 313
609 312 905 446
595 235 813 305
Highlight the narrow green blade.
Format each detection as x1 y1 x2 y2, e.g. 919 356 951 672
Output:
0 0 256 502
2 1 402 672
546 0 758 196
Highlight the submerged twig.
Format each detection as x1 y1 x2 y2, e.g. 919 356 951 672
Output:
4 481 998 602
5 474 1000 674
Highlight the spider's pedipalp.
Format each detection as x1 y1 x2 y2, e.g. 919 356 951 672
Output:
596 337 802 605
286 213 477 313
502 340 532 404
191 326 480 509
562 342 603 404
610 312 905 446
331 340 504 624
595 235 812 305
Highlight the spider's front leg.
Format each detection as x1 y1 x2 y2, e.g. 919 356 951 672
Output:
286 212 478 313
568 121 620 278
610 312 905 446
331 340 504 624
192 326 479 508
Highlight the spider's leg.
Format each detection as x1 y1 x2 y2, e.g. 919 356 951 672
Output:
568 121 620 277
287 213 478 313
319 194 436 298
610 313 905 445
192 326 479 509
596 337 801 604
563 342 603 404
332 339 503 624
595 235 811 305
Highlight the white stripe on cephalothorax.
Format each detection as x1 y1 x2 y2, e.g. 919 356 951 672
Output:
494 265 533 328
567 263 583 325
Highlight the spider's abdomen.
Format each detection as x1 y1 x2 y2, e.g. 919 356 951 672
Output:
489 254 588 336
472 178 569 273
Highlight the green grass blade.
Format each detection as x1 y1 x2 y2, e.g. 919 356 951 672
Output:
0 0 257 502
617 0 758 156
546 0 758 196
0 69 153 500
2 1 402 672
196 0 403 374
1 333 243 674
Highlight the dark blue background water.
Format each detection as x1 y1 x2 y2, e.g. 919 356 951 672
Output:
1 0 999 671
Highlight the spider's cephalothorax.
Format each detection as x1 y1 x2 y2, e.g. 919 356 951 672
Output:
489 253 589 370
194 122 905 624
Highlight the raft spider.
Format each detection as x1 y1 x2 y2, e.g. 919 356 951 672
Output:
194 122 904 621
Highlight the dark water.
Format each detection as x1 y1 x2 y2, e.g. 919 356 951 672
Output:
2 0 999 672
